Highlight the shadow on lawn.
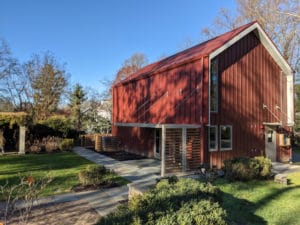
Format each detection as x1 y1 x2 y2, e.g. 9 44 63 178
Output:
220 181 300 225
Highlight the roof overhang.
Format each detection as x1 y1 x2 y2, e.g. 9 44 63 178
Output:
263 122 282 126
114 122 201 129
209 22 293 76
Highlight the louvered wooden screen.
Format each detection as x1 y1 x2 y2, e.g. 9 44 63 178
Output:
186 128 201 171
101 136 122 152
165 128 182 173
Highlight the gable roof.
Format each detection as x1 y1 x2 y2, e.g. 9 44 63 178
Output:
116 21 292 86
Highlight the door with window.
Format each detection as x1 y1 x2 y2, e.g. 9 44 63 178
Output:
265 127 277 161
154 129 161 159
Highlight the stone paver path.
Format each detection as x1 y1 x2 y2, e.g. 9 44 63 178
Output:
1 147 161 221
73 147 160 183
272 162 300 174
72 147 161 215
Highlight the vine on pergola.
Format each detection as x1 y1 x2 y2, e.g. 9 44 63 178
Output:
0 112 31 128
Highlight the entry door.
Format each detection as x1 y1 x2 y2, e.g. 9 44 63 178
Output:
154 129 161 159
265 127 277 161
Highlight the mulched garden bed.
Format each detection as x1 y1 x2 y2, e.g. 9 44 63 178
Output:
71 182 120 192
99 151 147 161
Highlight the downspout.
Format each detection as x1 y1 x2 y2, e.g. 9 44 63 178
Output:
208 57 211 126
280 71 283 124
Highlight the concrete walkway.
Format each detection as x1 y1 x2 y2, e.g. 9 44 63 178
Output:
272 162 300 174
10 147 160 217
73 147 160 183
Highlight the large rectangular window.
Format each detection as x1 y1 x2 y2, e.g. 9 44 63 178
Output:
209 126 218 151
210 59 218 112
220 125 232 150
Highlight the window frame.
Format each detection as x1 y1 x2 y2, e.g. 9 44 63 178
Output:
210 58 219 113
220 125 232 151
209 125 218 152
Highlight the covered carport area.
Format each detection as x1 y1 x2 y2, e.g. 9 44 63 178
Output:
115 123 202 177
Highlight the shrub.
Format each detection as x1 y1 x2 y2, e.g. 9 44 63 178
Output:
28 144 42 153
78 165 110 186
224 157 272 181
254 156 272 178
156 200 227 225
45 141 59 152
59 138 74 151
97 178 227 225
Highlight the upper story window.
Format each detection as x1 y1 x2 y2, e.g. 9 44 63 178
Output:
210 59 218 112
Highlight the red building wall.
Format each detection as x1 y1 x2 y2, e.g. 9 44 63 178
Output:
209 31 289 167
112 58 209 156
113 58 207 125
112 30 290 166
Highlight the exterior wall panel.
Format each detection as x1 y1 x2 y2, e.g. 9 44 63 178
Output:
210 31 289 167
113 59 205 125
113 126 155 157
113 59 206 157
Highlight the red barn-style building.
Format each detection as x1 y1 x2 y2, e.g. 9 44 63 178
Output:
112 22 294 176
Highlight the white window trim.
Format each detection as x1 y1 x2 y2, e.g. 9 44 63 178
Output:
210 59 218 113
209 125 218 152
220 125 232 151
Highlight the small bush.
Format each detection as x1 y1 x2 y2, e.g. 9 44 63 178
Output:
28 144 42 153
224 156 272 181
156 200 227 225
59 138 74 151
254 156 272 178
97 178 227 225
45 141 59 152
78 165 110 186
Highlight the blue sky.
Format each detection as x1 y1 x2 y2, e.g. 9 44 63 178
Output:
0 0 236 91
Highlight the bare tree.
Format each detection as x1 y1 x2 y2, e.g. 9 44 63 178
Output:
201 7 243 40
201 0 300 75
113 53 148 85
177 37 195 51
0 40 30 111
24 52 69 120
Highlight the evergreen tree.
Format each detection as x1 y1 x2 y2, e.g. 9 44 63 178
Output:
69 83 86 131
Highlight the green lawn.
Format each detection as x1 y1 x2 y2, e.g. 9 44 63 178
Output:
0 152 128 197
214 172 300 225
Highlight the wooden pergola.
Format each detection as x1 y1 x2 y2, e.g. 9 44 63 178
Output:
0 112 30 154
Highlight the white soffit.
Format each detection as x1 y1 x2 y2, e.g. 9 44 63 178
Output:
209 23 293 76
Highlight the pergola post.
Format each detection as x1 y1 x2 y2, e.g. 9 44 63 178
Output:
0 129 4 154
19 126 26 154
161 125 166 177
182 128 187 172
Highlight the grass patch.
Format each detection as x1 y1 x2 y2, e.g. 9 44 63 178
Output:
0 152 128 197
214 172 300 225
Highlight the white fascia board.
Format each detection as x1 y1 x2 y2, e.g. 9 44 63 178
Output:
209 23 293 76
114 122 201 129
286 75 294 125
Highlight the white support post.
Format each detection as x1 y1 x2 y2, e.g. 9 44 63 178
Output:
182 128 187 172
19 126 26 154
161 125 166 177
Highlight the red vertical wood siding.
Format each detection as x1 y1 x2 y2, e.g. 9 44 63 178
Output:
112 59 206 158
113 59 206 125
209 31 288 167
112 126 155 157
